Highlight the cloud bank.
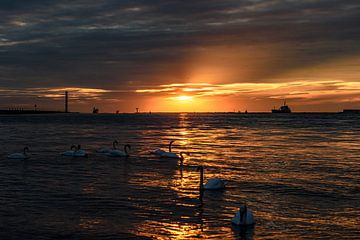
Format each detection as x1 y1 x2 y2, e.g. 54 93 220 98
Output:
0 0 359 111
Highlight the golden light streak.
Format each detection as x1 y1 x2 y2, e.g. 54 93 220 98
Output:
135 87 174 93
136 80 360 100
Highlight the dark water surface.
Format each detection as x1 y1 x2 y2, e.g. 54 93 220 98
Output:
0 113 359 239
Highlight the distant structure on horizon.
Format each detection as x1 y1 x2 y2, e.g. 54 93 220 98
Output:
342 109 360 114
272 100 292 113
92 107 99 114
65 91 69 113
0 90 70 114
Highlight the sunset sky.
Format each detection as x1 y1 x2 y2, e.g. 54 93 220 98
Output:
0 0 359 112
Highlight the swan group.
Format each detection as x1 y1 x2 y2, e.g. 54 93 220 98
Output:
6 139 255 227
196 165 255 226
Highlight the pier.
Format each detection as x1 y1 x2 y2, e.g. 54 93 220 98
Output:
0 91 73 114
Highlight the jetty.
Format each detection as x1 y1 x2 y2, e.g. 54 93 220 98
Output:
0 91 74 114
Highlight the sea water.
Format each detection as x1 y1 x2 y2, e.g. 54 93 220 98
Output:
0 113 359 239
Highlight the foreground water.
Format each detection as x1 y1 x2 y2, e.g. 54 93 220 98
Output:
0 113 359 239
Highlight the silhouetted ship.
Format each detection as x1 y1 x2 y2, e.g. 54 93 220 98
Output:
342 109 360 114
272 101 291 113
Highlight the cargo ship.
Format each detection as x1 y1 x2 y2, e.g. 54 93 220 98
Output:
272 101 291 113
342 109 360 114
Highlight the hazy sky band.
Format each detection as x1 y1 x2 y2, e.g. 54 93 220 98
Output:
0 0 359 112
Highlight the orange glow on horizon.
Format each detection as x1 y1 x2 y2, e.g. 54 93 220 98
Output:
136 78 360 112
174 96 193 101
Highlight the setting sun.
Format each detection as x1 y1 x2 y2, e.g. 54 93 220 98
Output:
175 96 193 101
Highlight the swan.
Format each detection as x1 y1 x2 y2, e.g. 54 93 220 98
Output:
159 141 182 158
62 145 77 156
106 144 131 157
231 205 255 226
73 145 88 157
62 145 88 157
150 140 175 156
161 152 187 164
96 140 118 153
7 147 30 159
160 151 179 158
197 166 226 190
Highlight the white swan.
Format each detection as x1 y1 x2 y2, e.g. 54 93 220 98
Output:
73 145 88 157
150 140 175 156
7 147 30 159
231 205 255 226
62 145 88 157
152 148 166 155
106 144 131 157
96 140 118 153
160 151 179 158
62 145 77 156
161 152 187 165
197 166 226 190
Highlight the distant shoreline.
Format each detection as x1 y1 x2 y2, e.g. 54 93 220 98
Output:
0 110 78 115
0 111 358 115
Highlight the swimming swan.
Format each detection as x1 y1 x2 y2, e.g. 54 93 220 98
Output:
62 145 88 157
73 145 88 157
160 151 179 158
62 145 77 156
106 144 131 157
150 140 175 156
7 147 30 159
197 166 226 190
231 205 255 226
96 140 118 153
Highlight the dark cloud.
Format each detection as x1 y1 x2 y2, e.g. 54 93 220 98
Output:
0 0 359 110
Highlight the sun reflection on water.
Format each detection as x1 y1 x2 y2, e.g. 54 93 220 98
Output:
133 220 209 240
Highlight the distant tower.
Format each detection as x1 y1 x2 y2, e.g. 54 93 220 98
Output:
92 107 99 114
136 108 139 113
65 91 68 113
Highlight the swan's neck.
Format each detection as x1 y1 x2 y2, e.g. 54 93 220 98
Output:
199 168 204 192
124 145 130 154
240 205 247 224
179 153 184 165
199 168 204 203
